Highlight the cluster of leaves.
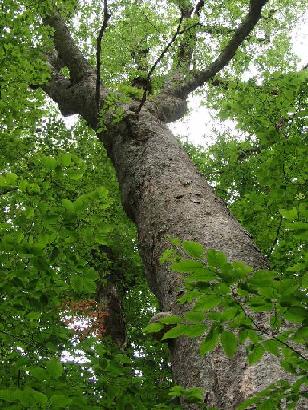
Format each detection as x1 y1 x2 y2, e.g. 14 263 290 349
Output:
0 114 173 408
185 69 307 274
165 68 308 407
145 239 307 409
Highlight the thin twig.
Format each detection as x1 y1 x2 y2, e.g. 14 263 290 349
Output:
231 290 307 362
136 13 184 113
268 215 283 255
96 0 111 110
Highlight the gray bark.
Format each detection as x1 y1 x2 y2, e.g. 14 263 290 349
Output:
99 109 288 409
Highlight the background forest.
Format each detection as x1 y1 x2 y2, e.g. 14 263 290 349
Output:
0 0 307 409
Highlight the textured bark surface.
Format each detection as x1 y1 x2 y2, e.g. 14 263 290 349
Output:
99 111 289 409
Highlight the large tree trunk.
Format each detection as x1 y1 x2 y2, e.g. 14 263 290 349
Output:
99 110 286 409
38 7 290 405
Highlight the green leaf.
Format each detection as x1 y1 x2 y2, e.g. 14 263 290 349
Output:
143 322 164 334
249 270 277 287
162 324 206 340
263 339 280 356
46 358 63 379
200 326 220 355
49 394 72 408
259 399 277 410
169 386 203 403
248 344 265 365
280 207 297 220
62 198 75 213
182 240 205 258
30 367 48 380
302 273 308 288
195 294 221 311
221 331 237 358
207 249 228 268
42 156 57 170
59 152 72 166
0 388 18 403
293 326 308 342
185 269 217 283
231 261 253 278
158 315 181 325
183 324 207 337
0 173 18 187
283 307 307 323
184 310 205 322
171 260 205 273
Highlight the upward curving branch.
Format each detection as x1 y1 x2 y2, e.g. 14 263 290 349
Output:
44 14 95 83
172 0 268 98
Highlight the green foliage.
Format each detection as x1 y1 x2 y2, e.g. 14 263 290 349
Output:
186 70 308 276
1 0 307 408
0 116 172 408
160 240 307 408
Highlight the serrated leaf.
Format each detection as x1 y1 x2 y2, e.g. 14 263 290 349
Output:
248 344 265 365
200 326 220 355
232 261 253 278
263 339 280 356
283 307 307 323
221 331 237 358
249 270 277 287
185 269 217 283
143 322 164 334
195 294 221 311
207 249 228 268
162 324 206 340
158 315 181 325
171 260 205 273
182 240 205 258
184 310 205 322
46 358 63 379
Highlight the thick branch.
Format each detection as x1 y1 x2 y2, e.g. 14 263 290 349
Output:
173 0 268 98
44 14 95 83
39 14 104 128
41 69 97 128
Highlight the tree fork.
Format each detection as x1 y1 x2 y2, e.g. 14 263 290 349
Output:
38 1 296 407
